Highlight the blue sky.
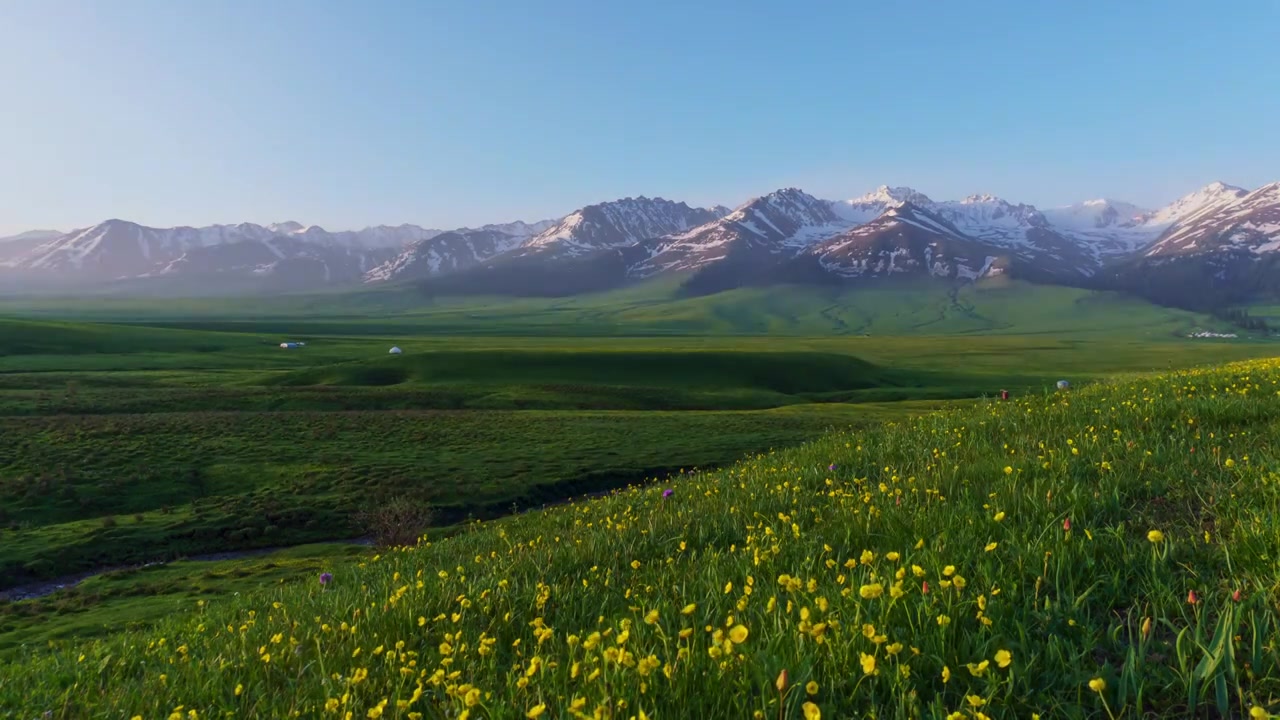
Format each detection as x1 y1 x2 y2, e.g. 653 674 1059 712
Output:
1 0 1278 235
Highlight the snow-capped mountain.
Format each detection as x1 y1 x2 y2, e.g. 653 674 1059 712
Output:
1042 183 1250 259
365 197 722 284
517 197 725 258
155 235 400 285
1042 199 1150 233
1101 182 1280 310
2 219 439 286
799 202 1011 282
1040 199 1155 258
1141 182 1280 258
633 188 849 277
365 220 556 283
831 186 934 224
1140 181 1249 231
7 178 1280 302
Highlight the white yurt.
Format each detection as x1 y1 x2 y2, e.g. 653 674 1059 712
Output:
389 346 403 354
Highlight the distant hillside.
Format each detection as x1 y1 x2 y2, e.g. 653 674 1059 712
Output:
2 278 1240 341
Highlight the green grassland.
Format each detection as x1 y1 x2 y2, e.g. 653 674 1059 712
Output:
0 402 949 592
0 277 1246 337
2 356 1278 718
1 278 1278 701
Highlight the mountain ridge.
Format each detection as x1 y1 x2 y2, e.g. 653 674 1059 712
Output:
4 180 1279 310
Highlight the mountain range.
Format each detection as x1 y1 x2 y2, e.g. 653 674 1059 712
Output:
3 181 1278 309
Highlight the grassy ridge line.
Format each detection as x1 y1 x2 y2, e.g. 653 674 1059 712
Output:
4 360 1280 718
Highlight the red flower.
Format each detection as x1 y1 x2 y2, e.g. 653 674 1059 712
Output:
1063 518 1072 531
1187 590 1199 605
922 581 929 594
1232 589 1242 603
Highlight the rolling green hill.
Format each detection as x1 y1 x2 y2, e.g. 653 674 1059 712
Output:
4 358 1279 718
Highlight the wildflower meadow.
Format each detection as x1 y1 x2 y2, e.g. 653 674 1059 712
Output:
3 358 1280 719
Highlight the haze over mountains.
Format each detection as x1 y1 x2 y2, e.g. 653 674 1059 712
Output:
2 180 1278 309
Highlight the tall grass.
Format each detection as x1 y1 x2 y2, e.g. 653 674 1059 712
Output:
3 359 1279 718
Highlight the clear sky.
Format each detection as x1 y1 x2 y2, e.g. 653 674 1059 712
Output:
2 0 1278 235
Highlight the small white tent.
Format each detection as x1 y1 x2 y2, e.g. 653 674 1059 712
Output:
389 346 403 354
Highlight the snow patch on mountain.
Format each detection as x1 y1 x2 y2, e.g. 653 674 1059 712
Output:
831 185 932 224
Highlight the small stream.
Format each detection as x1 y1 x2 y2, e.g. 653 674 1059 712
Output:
0 537 374 603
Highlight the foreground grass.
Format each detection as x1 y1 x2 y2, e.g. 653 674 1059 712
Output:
4 360 1279 718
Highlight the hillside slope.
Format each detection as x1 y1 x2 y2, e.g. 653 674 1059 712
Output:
5 359 1279 718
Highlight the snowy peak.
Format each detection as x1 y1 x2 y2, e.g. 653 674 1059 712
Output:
8 218 432 281
832 185 932 224
1141 180 1280 258
629 188 851 278
364 219 558 283
1042 199 1150 231
726 187 843 235
521 196 723 256
1142 181 1248 229
928 195 1049 249
852 185 933 207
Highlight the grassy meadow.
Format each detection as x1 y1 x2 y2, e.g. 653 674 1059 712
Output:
1 355 1278 718
1 278 1278 717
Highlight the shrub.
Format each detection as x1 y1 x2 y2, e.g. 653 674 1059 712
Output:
355 495 435 549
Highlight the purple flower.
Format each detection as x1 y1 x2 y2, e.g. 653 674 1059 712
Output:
662 488 674 499
828 464 837 471
319 572 333 587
